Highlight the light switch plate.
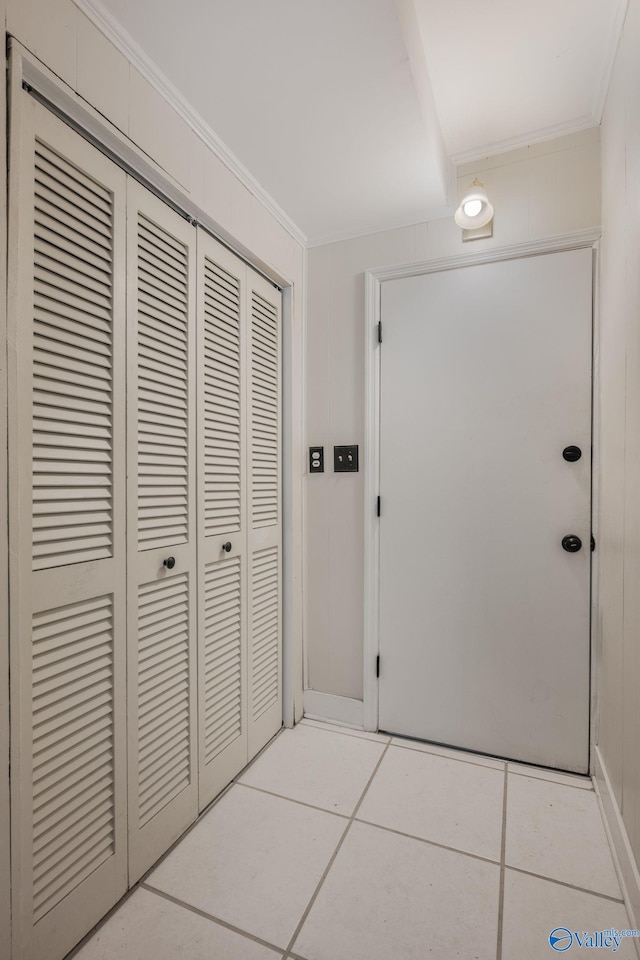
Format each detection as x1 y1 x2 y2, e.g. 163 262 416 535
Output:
334 445 358 472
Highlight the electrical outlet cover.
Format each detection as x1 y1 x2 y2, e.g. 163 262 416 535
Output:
309 446 324 473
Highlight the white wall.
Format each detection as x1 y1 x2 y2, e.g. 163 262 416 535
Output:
306 129 601 704
596 0 640 898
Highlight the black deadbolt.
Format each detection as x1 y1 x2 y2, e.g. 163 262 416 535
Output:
222 541 232 553
562 535 582 553
563 445 582 462
163 556 176 569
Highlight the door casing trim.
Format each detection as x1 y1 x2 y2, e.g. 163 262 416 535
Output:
363 229 602 775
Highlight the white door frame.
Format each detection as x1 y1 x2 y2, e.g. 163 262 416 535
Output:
363 229 602 771
10 39 303 731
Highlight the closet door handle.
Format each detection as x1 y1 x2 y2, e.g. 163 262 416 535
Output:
163 556 176 569
561 536 582 553
222 542 232 553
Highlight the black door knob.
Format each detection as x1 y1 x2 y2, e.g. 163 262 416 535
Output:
222 542 232 553
562 535 582 553
163 556 176 569
562 445 582 462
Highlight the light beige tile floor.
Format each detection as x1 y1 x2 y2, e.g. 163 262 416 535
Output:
72 719 636 960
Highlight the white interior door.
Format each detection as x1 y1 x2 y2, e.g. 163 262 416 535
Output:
247 271 283 759
197 230 248 809
126 180 198 882
378 249 593 773
9 97 128 960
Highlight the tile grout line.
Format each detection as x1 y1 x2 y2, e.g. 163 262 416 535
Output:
496 763 509 960
301 719 504 773
504 866 625 904
506 760 593 791
140 882 288 956
300 719 391 745
351 816 625 905
238 760 619 907
302 719 593 790
353 816 501 867
280 740 392 960
389 741 507 773
237 781 352 820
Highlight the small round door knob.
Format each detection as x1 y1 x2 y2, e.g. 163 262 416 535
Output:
163 556 176 569
562 535 582 553
563 445 582 462
222 542 232 553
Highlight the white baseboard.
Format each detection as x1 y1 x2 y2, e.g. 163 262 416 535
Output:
303 691 364 729
594 745 640 955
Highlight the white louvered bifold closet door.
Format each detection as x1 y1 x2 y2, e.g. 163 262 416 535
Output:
196 231 248 809
9 98 128 960
247 270 282 759
126 181 198 883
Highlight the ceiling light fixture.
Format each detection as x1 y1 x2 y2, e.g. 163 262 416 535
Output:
455 179 494 238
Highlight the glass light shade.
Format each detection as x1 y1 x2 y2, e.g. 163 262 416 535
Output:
455 179 494 230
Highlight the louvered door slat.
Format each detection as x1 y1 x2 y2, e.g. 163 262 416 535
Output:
203 256 241 536
35 150 113 215
247 272 282 760
31 596 115 922
250 292 279 529
203 557 242 764
136 214 189 551
249 547 280 721
136 574 190 826
32 142 115 571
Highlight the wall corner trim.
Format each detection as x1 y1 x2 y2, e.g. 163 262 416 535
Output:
592 0 631 124
594 746 640 933
73 0 307 248
303 691 365 730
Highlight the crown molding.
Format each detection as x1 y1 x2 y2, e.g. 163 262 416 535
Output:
450 0 627 168
451 116 598 168
73 0 307 248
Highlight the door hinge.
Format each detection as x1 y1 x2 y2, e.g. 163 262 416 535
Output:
591 535 596 552
376 495 381 517
376 655 380 678
377 320 382 344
